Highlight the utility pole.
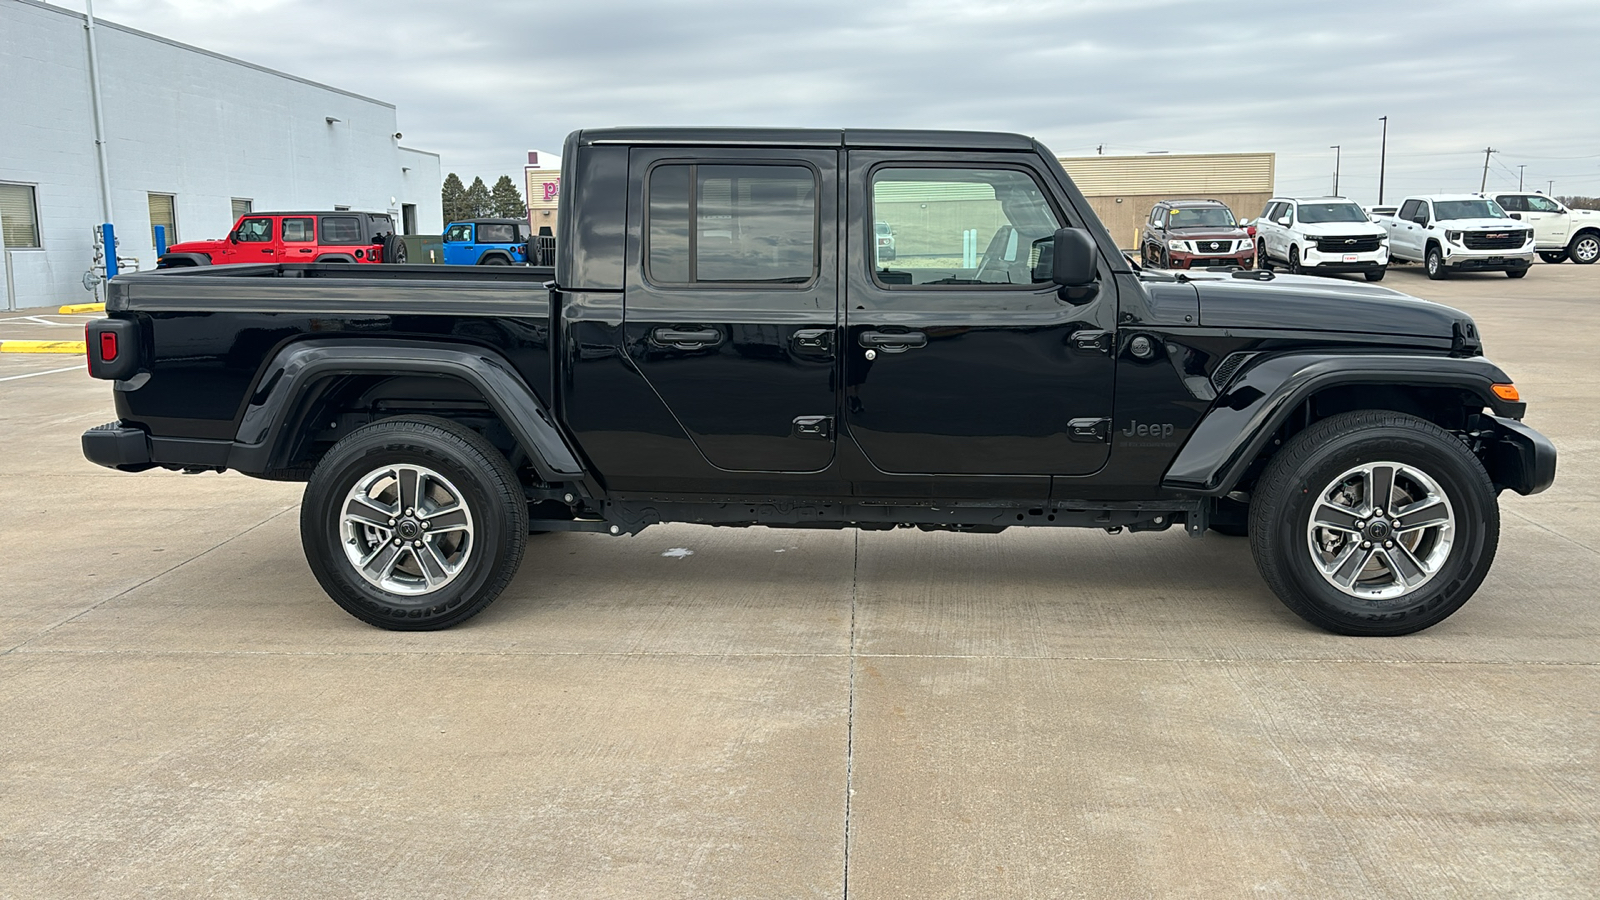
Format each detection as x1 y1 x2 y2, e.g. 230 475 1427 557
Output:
1518 165 1526 190
83 0 115 230
1330 145 1341 195
1480 147 1497 192
1378 116 1388 204
1548 179 1554 196
1096 145 1103 156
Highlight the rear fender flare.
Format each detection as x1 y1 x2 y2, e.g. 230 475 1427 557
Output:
1162 353 1522 496
229 339 584 483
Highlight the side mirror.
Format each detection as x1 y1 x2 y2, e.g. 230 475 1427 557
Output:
1413 215 1429 226
227 231 238 244
1509 213 1523 220
1276 216 1291 226
1046 228 1099 304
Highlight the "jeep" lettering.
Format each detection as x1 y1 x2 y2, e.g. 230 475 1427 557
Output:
1122 420 1174 439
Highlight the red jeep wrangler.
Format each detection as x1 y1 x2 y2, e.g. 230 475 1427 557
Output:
157 211 406 267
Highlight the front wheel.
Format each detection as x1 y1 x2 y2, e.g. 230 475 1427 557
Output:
1568 233 1599 265
1257 240 1272 271
1425 245 1448 279
1506 267 1528 279
1288 246 1304 274
1249 411 1498 636
1364 267 1387 282
301 416 528 630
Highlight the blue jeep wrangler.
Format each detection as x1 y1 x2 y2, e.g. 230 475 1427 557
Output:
441 218 529 265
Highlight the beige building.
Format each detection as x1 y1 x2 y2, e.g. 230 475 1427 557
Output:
1058 153 1275 250
523 150 562 239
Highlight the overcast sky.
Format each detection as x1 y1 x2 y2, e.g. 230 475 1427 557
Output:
71 0 1600 202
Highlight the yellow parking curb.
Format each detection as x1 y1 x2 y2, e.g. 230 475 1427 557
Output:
0 340 87 354
59 302 105 314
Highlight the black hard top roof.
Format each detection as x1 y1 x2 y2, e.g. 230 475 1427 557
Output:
575 127 1037 151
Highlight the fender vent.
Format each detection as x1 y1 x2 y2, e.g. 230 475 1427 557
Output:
1211 352 1258 392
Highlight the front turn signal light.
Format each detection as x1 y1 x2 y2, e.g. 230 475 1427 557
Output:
1492 383 1520 401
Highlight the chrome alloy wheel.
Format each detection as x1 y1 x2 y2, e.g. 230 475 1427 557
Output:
340 463 475 596
1305 462 1455 601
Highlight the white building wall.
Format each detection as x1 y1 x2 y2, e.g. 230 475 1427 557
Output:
0 0 438 310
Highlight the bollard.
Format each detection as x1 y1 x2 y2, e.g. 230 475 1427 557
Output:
154 224 167 256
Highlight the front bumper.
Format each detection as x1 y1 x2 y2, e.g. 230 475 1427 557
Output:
1483 415 1556 495
1168 251 1254 269
1442 245 1535 270
1301 245 1388 271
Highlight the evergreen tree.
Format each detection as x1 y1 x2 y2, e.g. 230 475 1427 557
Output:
465 176 493 219
491 175 527 219
441 173 469 223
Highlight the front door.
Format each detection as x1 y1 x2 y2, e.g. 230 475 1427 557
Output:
622 148 840 472
843 153 1117 482
230 216 279 264
1524 194 1571 245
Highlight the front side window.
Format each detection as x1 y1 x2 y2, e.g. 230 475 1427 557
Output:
148 192 178 245
236 217 273 242
445 223 473 243
1526 195 1564 213
282 217 315 242
870 167 1061 287
477 223 518 243
647 163 817 284
1398 199 1422 221
1150 206 1165 227
320 216 363 244
1296 202 1369 224
1433 200 1508 221
0 182 41 248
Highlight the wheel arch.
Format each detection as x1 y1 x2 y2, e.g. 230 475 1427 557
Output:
1162 353 1526 497
227 339 586 486
156 252 210 268
477 251 514 265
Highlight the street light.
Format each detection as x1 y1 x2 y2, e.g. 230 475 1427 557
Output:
1518 165 1526 190
1330 145 1341 195
1378 116 1388 204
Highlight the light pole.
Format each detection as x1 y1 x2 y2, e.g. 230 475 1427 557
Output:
1518 165 1526 190
1331 145 1341 195
1378 116 1388 204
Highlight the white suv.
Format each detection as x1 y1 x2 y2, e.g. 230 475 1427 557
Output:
1489 192 1600 265
1255 197 1390 281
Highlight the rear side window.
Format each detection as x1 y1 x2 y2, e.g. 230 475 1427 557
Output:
283 217 315 242
477 223 519 243
320 216 362 244
1495 195 1527 213
369 215 394 235
646 163 818 285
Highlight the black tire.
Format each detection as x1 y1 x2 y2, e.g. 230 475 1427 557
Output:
480 255 510 266
1506 267 1528 279
1538 251 1567 264
1288 246 1303 274
1425 244 1448 279
1248 410 1499 636
1209 497 1249 537
1568 232 1599 265
300 415 528 630
1257 239 1272 271
1364 267 1387 282
1160 248 1171 269
384 234 408 264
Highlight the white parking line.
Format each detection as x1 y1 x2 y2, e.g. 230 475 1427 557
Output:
0 365 83 383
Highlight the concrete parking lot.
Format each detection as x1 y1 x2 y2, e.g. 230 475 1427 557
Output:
2 263 1597 898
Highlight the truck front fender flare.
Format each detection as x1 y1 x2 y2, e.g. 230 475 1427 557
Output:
229 339 585 482
156 252 211 268
1162 353 1523 496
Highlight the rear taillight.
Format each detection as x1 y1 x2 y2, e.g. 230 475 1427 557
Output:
100 331 118 362
86 318 139 380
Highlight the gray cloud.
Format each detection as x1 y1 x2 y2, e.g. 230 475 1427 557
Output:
84 0 1600 201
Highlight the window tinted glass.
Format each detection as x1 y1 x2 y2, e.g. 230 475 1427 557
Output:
1495 195 1527 212
478 223 518 243
283 217 314 242
1168 206 1236 228
646 163 817 284
320 216 363 244
1526 195 1563 213
1296 202 1369 224
0 182 41 248
1398 200 1421 220
1433 200 1507 221
236 217 273 242
870 168 1061 287
445 223 472 243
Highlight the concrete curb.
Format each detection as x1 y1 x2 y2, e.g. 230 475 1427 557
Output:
0 340 88 354
58 302 106 314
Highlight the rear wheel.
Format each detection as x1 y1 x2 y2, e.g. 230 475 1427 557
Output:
1568 233 1599 264
1425 245 1448 279
1364 267 1387 282
1538 251 1567 264
1249 411 1498 636
301 416 528 630
384 234 408 264
480 255 510 266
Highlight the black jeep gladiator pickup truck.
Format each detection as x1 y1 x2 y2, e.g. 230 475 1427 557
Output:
82 127 1555 636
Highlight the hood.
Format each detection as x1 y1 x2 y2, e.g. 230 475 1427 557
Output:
1177 271 1472 343
165 237 229 254
1297 221 1386 237
1434 217 1523 230
1168 226 1249 240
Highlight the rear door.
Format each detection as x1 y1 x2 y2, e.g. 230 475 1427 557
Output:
622 148 840 472
281 216 316 260
842 152 1116 483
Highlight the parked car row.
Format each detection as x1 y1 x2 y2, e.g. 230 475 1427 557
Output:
1137 189 1597 282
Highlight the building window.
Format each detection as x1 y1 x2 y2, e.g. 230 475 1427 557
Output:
0 183 41 249
231 198 253 220
148 193 178 246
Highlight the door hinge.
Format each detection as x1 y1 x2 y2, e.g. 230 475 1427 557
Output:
1068 417 1110 443
792 415 833 440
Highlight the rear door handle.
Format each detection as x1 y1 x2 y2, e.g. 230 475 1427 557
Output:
859 330 927 353
651 327 723 350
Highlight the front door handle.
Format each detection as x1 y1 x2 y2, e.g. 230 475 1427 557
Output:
651 326 723 350
859 330 927 353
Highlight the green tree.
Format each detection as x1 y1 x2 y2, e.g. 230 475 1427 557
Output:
465 176 493 219
491 175 527 219
441 173 469 223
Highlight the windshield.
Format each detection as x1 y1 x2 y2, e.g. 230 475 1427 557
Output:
1433 200 1508 221
1168 207 1236 228
1297 202 1369 224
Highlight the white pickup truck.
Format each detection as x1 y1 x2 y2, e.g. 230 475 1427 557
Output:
1376 195 1535 279
1489 192 1600 265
